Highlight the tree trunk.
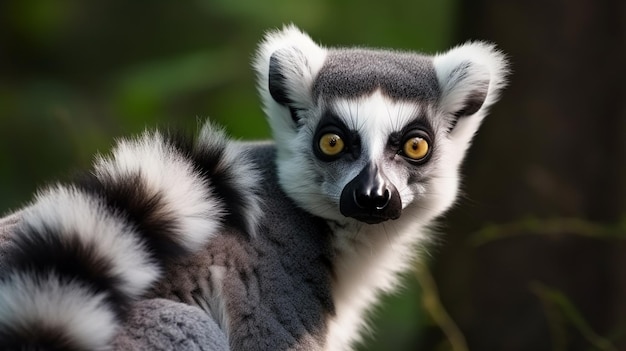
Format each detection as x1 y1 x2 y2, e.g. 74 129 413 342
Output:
426 1 626 350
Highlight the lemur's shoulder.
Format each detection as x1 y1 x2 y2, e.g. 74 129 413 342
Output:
149 139 337 351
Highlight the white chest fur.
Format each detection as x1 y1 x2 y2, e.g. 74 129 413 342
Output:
324 216 431 351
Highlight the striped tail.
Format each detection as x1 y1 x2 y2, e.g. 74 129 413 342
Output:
0 123 262 350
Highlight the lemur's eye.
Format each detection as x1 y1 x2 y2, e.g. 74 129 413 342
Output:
319 133 345 156
403 137 429 160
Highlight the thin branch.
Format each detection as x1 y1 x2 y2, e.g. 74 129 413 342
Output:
415 263 468 351
531 282 618 351
469 217 626 247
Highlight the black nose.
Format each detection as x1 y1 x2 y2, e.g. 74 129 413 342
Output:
340 163 401 224
354 186 391 210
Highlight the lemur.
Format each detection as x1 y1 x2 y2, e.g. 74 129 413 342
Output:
0 26 508 350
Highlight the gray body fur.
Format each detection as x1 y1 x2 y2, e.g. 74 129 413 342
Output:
150 144 335 350
0 143 336 351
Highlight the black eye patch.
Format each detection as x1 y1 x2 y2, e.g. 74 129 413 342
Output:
312 112 361 161
387 119 434 165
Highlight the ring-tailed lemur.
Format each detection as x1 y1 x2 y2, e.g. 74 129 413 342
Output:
0 25 508 350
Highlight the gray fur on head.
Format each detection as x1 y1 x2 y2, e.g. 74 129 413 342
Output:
313 49 440 101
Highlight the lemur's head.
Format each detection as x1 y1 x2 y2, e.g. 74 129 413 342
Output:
255 25 508 226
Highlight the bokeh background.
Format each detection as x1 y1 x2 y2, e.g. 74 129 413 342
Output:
0 1 624 350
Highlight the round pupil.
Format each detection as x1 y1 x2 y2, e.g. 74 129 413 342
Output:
403 136 429 160
319 133 344 157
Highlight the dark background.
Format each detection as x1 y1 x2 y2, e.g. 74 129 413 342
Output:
0 1 624 350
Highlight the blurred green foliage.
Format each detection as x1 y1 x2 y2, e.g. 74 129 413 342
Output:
0 1 457 350
0 0 456 211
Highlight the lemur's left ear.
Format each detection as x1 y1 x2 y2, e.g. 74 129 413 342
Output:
433 42 509 136
254 25 327 130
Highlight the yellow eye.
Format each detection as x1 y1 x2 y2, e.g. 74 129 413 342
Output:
319 133 345 156
403 137 429 160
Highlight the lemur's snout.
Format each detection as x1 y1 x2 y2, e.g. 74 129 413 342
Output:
340 163 402 224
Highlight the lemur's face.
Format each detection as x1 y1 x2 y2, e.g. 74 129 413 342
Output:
255 26 507 226
302 93 448 225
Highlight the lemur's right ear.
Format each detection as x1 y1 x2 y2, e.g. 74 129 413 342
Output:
254 25 327 129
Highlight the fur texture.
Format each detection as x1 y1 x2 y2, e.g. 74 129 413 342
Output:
254 27 507 349
0 25 508 350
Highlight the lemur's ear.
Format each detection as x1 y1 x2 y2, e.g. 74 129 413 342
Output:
433 42 509 139
254 25 327 129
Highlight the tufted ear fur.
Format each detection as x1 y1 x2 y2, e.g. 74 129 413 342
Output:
254 25 327 137
433 42 509 149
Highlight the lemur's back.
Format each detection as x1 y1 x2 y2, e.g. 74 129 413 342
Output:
151 143 336 350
